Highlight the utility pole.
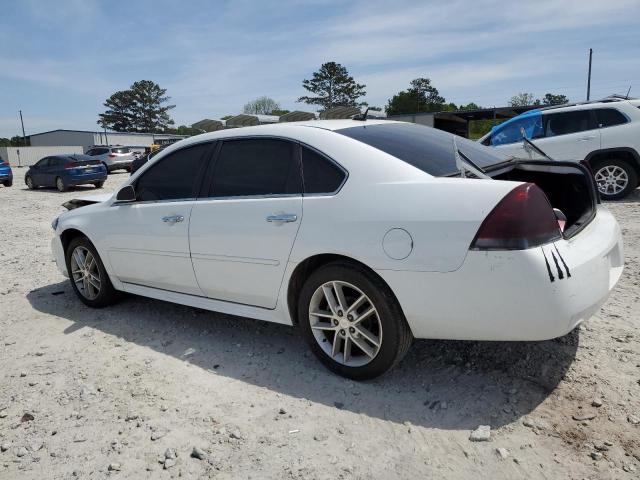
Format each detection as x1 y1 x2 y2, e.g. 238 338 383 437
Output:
587 48 593 101
19 110 26 146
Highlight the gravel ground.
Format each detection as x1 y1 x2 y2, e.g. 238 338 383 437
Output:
1 170 639 479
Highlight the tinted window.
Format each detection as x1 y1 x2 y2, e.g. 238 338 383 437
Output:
36 158 50 167
85 149 95 155
543 110 595 137
50 157 65 167
595 109 628 128
209 139 300 197
337 123 510 176
135 143 210 201
488 113 544 146
112 147 130 154
301 146 345 194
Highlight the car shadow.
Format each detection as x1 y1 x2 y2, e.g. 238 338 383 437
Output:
27 281 578 431
18 185 102 193
603 188 640 204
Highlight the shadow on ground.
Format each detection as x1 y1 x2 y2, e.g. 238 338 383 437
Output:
27 281 578 430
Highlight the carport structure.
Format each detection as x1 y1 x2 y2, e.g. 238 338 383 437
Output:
225 114 280 128
192 119 226 132
279 111 316 122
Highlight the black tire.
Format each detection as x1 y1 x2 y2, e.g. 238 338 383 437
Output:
297 261 413 380
56 176 67 192
94 181 104 189
25 175 35 190
65 236 118 308
3 180 12 187
593 159 637 200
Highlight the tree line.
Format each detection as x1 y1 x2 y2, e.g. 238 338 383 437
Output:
95 62 570 134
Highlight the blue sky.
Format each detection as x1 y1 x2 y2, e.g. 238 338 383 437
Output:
1 0 639 137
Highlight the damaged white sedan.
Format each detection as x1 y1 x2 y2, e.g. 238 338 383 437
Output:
50 120 624 379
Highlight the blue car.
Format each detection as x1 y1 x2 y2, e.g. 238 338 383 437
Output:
25 154 107 192
0 155 12 187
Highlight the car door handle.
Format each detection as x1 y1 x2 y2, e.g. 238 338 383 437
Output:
266 214 297 223
578 136 596 141
162 215 184 224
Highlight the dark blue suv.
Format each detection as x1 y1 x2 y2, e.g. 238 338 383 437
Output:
25 154 107 192
0 155 12 187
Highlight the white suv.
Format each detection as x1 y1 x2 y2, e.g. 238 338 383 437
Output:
479 98 640 199
85 146 136 174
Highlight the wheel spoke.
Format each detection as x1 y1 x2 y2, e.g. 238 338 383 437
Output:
333 282 347 312
343 337 352 363
346 294 366 314
352 306 376 325
311 322 336 331
321 285 339 315
331 334 343 358
350 334 375 358
309 311 333 319
355 325 381 348
87 276 100 290
73 249 85 269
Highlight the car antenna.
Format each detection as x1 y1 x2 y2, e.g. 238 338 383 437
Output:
353 107 369 121
625 85 632 99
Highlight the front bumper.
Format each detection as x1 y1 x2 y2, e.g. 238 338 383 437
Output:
378 205 623 341
52 234 68 277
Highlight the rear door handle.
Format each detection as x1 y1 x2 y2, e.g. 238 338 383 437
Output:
266 214 297 223
162 215 184 224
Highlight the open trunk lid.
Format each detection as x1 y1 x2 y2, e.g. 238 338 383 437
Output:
62 192 112 211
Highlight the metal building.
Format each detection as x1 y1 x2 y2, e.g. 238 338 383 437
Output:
28 129 187 152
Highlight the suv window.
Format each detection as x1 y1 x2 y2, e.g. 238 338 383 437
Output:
209 139 300 197
595 108 628 128
85 149 95 156
543 110 596 137
135 143 211 202
301 146 345 194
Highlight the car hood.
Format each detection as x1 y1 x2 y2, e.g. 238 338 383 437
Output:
62 192 113 210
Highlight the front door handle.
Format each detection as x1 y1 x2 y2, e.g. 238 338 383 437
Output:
162 215 184 224
266 213 297 223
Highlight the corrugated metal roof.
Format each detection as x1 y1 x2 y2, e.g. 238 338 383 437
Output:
279 111 316 122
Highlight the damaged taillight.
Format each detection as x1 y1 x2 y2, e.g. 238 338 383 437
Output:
471 183 562 250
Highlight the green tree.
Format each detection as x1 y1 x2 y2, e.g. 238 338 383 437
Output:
509 92 541 107
243 96 281 115
386 78 446 115
542 93 569 106
298 62 366 111
270 109 291 116
98 80 175 133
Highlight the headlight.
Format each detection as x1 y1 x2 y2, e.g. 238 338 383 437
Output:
51 217 59 231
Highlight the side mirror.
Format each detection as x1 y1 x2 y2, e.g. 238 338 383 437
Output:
116 185 136 202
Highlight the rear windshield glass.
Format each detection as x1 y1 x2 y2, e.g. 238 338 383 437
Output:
336 123 510 176
112 147 131 154
68 155 93 162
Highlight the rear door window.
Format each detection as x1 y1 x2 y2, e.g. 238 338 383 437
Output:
595 109 628 128
209 139 301 197
543 110 596 137
135 143 212 202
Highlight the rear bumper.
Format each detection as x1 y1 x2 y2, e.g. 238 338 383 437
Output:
66 172 107 185
378 205 623 341
106 159 133 170
0 172 12 182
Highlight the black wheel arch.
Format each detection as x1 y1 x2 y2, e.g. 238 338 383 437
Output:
60 228 90 254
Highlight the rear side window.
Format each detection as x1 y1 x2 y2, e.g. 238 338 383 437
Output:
595 109 628 128
301 146 345 194
209 139 300 197
543 110 596 137
135 143 210 201
111 147 131 154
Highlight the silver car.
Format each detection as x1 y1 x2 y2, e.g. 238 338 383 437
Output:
85 146 136 173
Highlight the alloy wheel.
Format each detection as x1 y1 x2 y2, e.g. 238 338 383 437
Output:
26 176 34 189
595 165 628 196
308 281 383 367
70 246 101 300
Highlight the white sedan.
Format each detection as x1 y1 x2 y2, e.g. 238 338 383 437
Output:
51 120 624 379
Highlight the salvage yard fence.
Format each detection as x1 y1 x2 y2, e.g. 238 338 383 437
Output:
0 146 84 167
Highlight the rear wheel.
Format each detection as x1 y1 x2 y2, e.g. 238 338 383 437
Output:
298 261 412 380
94 181 104 189
65 236 118 308
25 175 35 190
3 180 12 187
56 176 67 192
594 159 637 200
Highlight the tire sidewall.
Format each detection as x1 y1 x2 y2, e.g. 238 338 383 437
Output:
595 159 637 200
297 262 407 380
25 175 34 189
65 236 114 308
56 177 66 192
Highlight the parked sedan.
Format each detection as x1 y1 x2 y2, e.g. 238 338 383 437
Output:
0 155 12 187
50 120 623 379
85 146 136 173
26 154 107 192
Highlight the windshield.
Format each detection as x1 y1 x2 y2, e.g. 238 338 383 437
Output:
336 122 510 176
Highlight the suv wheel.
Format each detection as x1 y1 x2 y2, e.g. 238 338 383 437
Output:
298 261 413 380
594 159 637 200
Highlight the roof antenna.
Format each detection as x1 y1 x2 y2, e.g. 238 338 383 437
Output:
626 85 632 99
353 107 369 121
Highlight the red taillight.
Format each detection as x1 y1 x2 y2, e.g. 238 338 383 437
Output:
64 162 75 169
108 153 117 158
471 183 562 250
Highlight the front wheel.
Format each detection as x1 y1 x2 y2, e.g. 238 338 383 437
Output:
65 236 119 308
56 177 67 192
594 159 637 200
25 175 35 190
298 261 413 380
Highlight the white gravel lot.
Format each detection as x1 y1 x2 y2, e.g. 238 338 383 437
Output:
1 170 639 479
